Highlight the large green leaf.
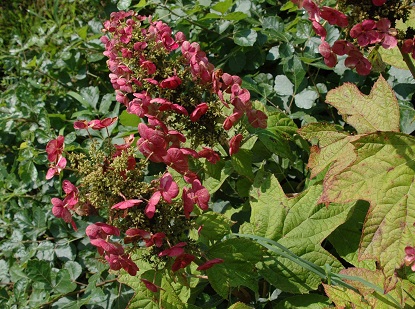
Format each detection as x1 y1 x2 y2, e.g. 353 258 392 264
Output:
240 172 355 293
205 237 263 299
196 211 233 244
202 160 234 194
275 294 331 309
319 132 415 278
327 201 376 270
231 149 255 180
325 75 400 134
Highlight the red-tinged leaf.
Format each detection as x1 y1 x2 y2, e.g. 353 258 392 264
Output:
319 132 415 278
324 268 414 308
325 75 400 134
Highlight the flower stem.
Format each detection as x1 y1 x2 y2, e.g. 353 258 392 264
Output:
400 47 415 80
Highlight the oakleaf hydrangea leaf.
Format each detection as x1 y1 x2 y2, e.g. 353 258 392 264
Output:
298 123 358 179
327 201 376 270
326 75 400 133
205 238 263 299
324 268 415 308
319 132 415 278
240 172 355 293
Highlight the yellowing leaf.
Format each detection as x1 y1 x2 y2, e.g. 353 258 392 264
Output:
325 268 413 308
325 75 400 134
320 132 415 278
298 123 358 179
323 284 370 309
228 302 254 309
378 46 415 70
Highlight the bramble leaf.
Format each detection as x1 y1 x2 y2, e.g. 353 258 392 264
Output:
234 29 257 46
325 75 400 133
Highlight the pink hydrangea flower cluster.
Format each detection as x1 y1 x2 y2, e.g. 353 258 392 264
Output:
100 11 267 166
46 12 257 285
294 0 403 75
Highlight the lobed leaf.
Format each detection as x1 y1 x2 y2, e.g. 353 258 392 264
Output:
240 172 355 293
205 237 263 299
324 268 415 308
325 75 400 134
320 132 415 278
298 123 358 179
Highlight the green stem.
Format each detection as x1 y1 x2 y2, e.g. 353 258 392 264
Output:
400 47 415 80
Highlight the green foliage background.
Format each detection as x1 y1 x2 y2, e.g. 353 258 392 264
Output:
2 0 415 308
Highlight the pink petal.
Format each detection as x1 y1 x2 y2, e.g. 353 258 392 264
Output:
190 103 209 122
145 191 161 218
141 279 162 292
111 199 143 210
160 173 179 203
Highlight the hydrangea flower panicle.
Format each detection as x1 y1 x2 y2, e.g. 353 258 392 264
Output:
190 103 209 122
372 0 386 5
51 197 77 231
350 20 380 47
197 147 220 164
111 199 143 210
376 18 397 49
86 222 120 239
345 50 372 75
105 253 139 276
319 41 337 67
320 7 348 28
159 242 187 257
182 179 210 218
